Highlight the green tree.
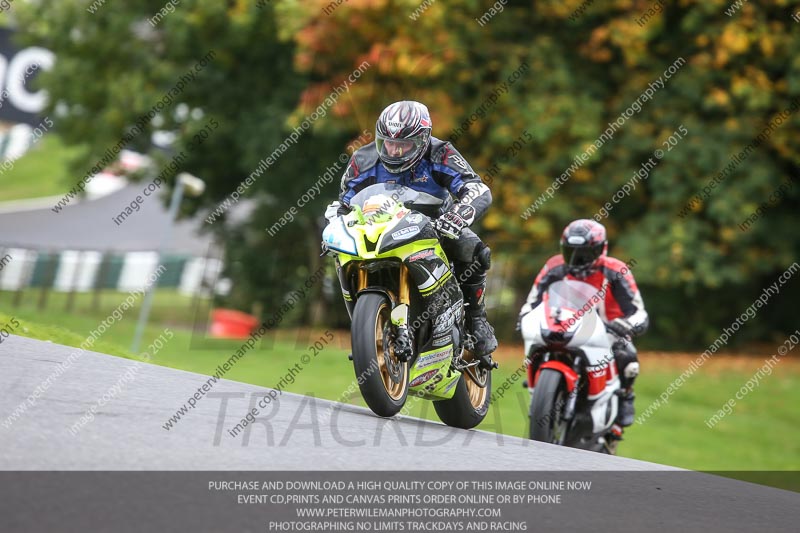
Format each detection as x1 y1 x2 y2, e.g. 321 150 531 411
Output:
15 0 800 346
285 0 799 345
14 0 349 323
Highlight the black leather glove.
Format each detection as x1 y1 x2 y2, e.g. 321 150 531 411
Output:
607 317 634 337
434 204 477 239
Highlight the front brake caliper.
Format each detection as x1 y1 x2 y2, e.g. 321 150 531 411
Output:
393 328 413 362
390 304 413 362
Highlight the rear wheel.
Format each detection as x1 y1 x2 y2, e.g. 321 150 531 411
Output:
351 293 408 417
529 369 569 443
433 356 491 430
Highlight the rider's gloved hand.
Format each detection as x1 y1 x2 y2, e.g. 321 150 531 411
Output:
435 204 476 239
607 317 634 337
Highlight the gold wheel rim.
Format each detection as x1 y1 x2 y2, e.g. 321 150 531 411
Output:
464 370 488 409
462 350 488 409
375 303 407 401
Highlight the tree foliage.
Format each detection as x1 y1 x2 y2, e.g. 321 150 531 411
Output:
15 0 800 346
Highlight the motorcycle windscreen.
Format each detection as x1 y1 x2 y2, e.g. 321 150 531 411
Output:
350 183 420 209
544 279 604 343
349 183 443 211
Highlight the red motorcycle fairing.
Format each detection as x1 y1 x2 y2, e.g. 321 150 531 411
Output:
532 361 578 393
586 359 619 398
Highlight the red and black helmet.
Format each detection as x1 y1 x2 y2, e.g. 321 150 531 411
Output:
560 219 608 277
375 101 432 174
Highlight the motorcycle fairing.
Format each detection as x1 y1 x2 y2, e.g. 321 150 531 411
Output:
322 216 358 256
521 279 622 435
325 190 463 401
408 344 460 400
586 360 619 398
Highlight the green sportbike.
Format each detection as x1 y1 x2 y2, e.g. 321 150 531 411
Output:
322 183 492 429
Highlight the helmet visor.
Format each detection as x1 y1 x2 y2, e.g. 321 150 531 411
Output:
376 132 428 169
562 243 604 270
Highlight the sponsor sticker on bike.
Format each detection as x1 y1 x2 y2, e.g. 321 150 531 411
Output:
391 225 420 240
409 368 439 388
408 248 434 262
415 347 452 369
590 368 606 378
406 213 424 224
431 333 451 347
433 302 460 333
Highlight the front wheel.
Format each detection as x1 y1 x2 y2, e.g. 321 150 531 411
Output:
351 293 408 417
529 368 569 443
433 367 491 430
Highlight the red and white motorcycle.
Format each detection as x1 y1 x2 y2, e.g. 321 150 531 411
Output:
520 279 623 454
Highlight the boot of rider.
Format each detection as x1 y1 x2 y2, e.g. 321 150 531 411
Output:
617 366 639 428
462 276 498 365
613 339 639 427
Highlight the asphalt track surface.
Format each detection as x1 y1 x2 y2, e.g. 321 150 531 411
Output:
1 335 798 532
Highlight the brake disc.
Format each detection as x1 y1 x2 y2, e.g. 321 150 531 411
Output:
382 327 403 384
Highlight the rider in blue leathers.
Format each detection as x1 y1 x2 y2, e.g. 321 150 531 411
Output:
334 100 497 364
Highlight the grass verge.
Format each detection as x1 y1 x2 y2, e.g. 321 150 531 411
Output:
3 292 798 475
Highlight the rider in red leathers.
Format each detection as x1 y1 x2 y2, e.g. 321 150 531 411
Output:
518 219 648 428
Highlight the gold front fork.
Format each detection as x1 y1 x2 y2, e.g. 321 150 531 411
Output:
399 263 410 305
391 263 411 328
357 268 367 292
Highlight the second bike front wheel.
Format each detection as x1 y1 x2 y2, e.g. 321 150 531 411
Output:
529 368 569 444
351 293 408 417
